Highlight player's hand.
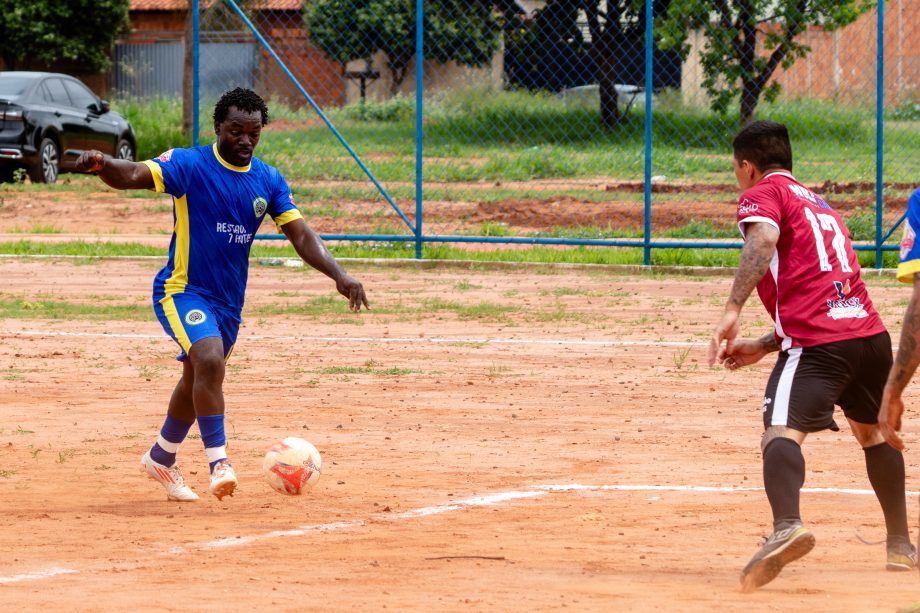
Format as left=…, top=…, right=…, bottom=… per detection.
left=75, top=150, right=105, bottom=173
left=879, top=385, right=906, bottom=451
left=708, top=309, right=740, bottom=366
left=717, top=338, right=768, bottom=370
left=336, top=274, right=369, bottom=312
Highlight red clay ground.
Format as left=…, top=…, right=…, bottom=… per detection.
left=2, top=256, right=920, bottom=612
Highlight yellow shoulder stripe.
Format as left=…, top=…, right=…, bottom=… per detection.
left=143, top=160, right=165, bottom=193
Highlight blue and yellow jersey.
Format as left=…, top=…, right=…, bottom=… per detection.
left=144, top=144, right=303, bottom=313
left=897, top=188, right=920, bottom=284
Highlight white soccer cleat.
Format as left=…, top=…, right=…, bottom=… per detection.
left=140, top=451, right=200, bottom=502
left=208, top=460, right=238, bottom=500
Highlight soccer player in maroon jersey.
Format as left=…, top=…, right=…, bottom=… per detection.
left=708, top=121, right=914, bottom=592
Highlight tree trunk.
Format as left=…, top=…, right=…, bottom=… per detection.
left=739, top=78, right=761, bottom=125
left=592, top=26, right=621, bottom=130
left=182, top=1, right=194, bottom=137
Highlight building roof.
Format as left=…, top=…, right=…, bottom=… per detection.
left=130, top=0, right=303, bottom=10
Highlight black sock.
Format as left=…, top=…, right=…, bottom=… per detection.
left=763, top=437, right=806, bottom=530
left=864, top=441, right=909, bottom=542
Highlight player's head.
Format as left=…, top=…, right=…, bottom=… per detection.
left=732, top=120, right=793, bottom=189
left=213, top=88, right=269, bottom=167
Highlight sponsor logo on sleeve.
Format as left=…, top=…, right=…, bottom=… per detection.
left=738, top=198, right=759, bottom=214
left=826, top=279, right=868, bottom=320
left=900, top=219, right=915, bottom=261
left=158, top=149, right=174, bottom=163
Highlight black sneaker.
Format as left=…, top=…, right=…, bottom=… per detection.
left=887, top=538, right=918, bottom=572
left=740, top=523, right=815, bottom=593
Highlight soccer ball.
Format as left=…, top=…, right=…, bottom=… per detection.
left=262, top=437, right=322, bottom=495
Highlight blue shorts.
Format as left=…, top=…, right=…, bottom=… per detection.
left=153, top=292, right=240, bottom=361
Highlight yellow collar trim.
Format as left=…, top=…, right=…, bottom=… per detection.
left=212, top=143, right=251, bottom=172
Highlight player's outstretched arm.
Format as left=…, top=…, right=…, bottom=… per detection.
left=75, top=150, right=154, bottom=191
left=879, top=274, right=920, bottom=449
left=281, top=218, right=369, bottom=312
left=708, top=221, right=779, bottom=366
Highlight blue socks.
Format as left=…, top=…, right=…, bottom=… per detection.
left=149, top=415, right=194, bottom=467
left=196, top=414, right=228, bottom=473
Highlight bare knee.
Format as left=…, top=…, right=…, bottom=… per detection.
left=188, top=339, right=226, bottom=384
left=848, top=419, right=884, bottom=448
left=761, top=426, right=807, bottom=453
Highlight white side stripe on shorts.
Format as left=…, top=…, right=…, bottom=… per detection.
left=772, top=347, right=802, bottom=427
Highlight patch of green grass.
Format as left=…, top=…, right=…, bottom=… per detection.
left=11, top=224, right=63, bottom=234
left=0, top=295, right=149, bottom=321
left=318, top=365, right=419, bottom=376
left=114, top=97, right=189, bottom=161
left=454, top=280, right=482, bottom=291
left=424, top=298, right=517, bottom=321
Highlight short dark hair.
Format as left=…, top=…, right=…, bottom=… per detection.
left=213, top=87, right=269, bottom=126
left=732, top=120, right=792, bottom=173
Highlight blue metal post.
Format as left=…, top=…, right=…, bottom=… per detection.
left=415, top=0, right=424, bottom=260
left=223, top=0, right=414, bottom=234
left=643, top=0, right=653, bottom=266
left=192, top=0, right=200, bottom=146
left=875, top=0, right=885, bottom=268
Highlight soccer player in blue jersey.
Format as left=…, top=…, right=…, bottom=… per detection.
left=75, top=88, right=368, bottom=501
left=880, top=187, right=920, bottom=587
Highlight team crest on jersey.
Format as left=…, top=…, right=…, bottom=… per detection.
left=253, top=196, right=268, bottom=217
left=184, top=309, right=207, bottom=325
left=901, top=220, right=915, bottom=260
left=158, top=149, right=174, bottom=163
left=826, top=279, right=867, bottom=320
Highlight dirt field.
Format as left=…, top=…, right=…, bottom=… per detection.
left=2, top=251, right=920, bottom=612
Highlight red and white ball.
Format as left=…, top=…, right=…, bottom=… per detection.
left=262, top=437, right=322, bottom=495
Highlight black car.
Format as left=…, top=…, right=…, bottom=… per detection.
left=0, top=71, right=136, bottom=183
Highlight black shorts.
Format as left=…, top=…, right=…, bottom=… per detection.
left=762, top=331, right=892, bottom=432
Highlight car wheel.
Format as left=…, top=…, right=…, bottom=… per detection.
left=29, top=137, right=59, bottom=184
left=115, top=139, right=135, bottom=162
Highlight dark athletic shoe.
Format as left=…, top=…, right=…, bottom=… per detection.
left=887, top=539, right=918, bottom=572
left=740, top=523, right=815, bottom=593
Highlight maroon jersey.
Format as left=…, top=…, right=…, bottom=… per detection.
left=736, top=171, right=885, bottom=349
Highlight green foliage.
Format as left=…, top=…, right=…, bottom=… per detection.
left=0, top=0, right=130, bottom=71
left=114, top=98, right=189, bottom=160
left=657, top=0, right=874, bottom=123
left=305, top=0, right=500, bottom=93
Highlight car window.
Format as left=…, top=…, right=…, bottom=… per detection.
left=0, top=75, right=34, bottom=100
left=63, top=79, right=98, bottom=111
left=43, top=78, right=72, bottom=107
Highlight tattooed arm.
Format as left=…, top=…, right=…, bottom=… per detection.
left=708, top=222, right=780, bottom=366
left=879, top=274, right=920, bottom=449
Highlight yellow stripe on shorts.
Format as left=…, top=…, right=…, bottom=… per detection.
left=159, top=295, right=192, bottom=353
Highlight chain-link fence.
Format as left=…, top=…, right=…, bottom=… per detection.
left=117, top=0, right=918, bottom=266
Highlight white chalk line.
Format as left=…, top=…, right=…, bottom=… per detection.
left=1, top=482, right=907, bottom=586
left=1, top=328, right=699, bottom=348
left=0, top=567, right=78, bottom=585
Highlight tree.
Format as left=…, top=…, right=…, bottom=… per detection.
left=0, top=0, right=130, bottom=72
left=305, top=0, right=501, bottom=97
left=504, top=0, right=674, bottom=129
left=658, top=0, right=874, bottom=124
